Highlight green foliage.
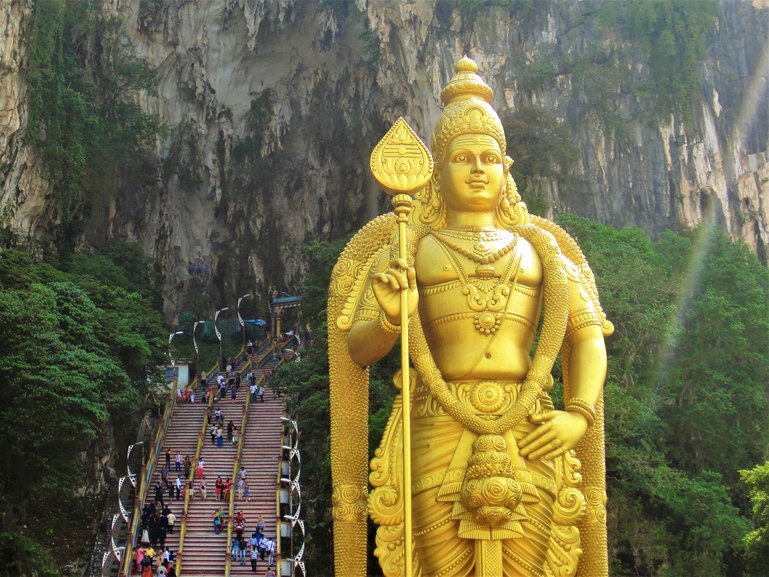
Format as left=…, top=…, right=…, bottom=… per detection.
left=558, top=213, right=769, bottom=576
left=0, top=532, right=60, bottom=577
left=741, top=461, right=769, bottom=576
left=518, top=1, right=717, bottom=132
left=26, top=0, right=161, bottom=247
left=359, top=27, right=380, bottom=71
left=0, top=244, right=166, bottom=567
left=232, top=91, right=275, bottom=164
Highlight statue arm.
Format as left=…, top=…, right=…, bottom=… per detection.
left=563, top=323, right=607, bottom=408
left=519, top=263, right=606, bottom=461
left=347, top=251, right=418, bottom=367
left=562, top=260, right=607, bottom=409
left=349, top=318, right=400, bottom=367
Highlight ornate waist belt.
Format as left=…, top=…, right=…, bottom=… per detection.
left=413, top=380, right=553, bottom=419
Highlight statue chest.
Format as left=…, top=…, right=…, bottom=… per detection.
left=414, top=233, right=543, bottom=350
left=415, top=232, right=543, bottom=294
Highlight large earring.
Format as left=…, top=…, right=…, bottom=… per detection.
left=496, top=174, right=528, bottom=228
left=417, top=175, right=445, bottom=227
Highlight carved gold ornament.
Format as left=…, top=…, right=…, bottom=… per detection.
left=370, top=117, right=433, bottom=196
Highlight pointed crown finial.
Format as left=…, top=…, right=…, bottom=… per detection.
left=440, top=55, right=493, bottom=105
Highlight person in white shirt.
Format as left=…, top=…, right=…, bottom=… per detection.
left=264, top=537, right=275, bottom=566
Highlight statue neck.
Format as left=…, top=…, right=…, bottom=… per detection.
left=445, top=211, right=497, bottom=230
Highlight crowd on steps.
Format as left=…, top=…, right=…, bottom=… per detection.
left=128, top=338, right=293, bottom=577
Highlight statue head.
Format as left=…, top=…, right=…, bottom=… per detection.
left=418, top=57, right=527, bottom=228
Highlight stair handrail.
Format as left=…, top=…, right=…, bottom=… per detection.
left=276, top=423, right=285, bottom=573
left=121, top=380, right=177, bottom=576
left=224, top=349, right=275, bottom=577
left=176, top=386, right=215, bottom=577
left=224, top=391, right=250, bottom=576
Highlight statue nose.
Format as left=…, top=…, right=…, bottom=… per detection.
left=471, top=157, right=484, bottom=172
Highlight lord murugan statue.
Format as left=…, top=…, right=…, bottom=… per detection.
left=328, top=57, right=613, bottom=577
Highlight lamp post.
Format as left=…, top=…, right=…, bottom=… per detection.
left=168, top=331, right=184, bottom=367
left=237, top=293, right=253, bottom=351
left=214, top=307, right=229, bottom=365
left=193, top=319, right=205, bottom=380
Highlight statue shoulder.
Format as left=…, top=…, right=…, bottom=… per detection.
left=527, top=216, right=614, bottom=337
left=331, top=213, right=397, bottom=332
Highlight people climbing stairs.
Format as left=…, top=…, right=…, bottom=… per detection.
left=230, top=367, right=284, bottom=576
left=127, top=341, right=288, bottom=577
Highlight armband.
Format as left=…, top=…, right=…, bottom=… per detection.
left=378, top=312, right=401, bottom=334
left=565, top=397, right=596, bottom=427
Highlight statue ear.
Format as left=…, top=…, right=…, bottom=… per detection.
left=505, top=156, right=514, bottom=171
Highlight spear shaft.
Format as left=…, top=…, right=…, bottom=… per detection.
left=393, top=193, right=414, bottom=576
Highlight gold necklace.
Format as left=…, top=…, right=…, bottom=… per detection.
left=431, top=233, right=522, bottom=335
left=434, top=230, right=517, bottom=265
left=437, top=228, right=511, bottom=241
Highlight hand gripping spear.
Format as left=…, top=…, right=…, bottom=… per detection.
left=370, top=118, right=433, bottom=577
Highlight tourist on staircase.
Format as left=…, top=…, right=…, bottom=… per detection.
left=238, top=536, right=248, bottom=566
left=154, top=482, right=164, bottom=505
left=249, top=543, right=259, bottom=573
left=166, top=510, right=176, bottom=534
left=212, top=507, right=223, bottom=534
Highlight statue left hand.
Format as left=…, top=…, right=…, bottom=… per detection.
left=518, top=411, right=588, bottom=461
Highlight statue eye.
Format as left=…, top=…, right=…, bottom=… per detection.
left=486, top=154, right=500, bottom=163
left=453, top=153, right=468, bottom=162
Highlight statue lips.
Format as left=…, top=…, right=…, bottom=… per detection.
left=467, top=177, right=490, bottom=189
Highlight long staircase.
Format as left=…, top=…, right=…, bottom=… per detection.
left=147, top=403, right=203, bottom=555
left=180, top=394, right=244, bottom=575
left=230, top=367, right=284, bottom=576
left=123, top=341, right=290, bottom=577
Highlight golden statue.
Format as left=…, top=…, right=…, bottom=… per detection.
left=328, top=57, right=613, bottom=577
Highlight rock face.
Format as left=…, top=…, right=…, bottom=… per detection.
left=0, top=0, right=50, bottom=242
left=1, top=0, right=768, bottom=317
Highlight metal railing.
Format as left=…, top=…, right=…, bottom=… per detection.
left=223, top=379, right=253, bottom=576
left=175, top=383, right=215, bottom=577
left=224, top=345, right=274, bottom=577
left=121, top=383, right=177, bottom=576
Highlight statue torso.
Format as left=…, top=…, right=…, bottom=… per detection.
left=414, top=229, right=543, bottom=382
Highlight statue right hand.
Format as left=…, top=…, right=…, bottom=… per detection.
left=371, top=258, right=419, bottom=326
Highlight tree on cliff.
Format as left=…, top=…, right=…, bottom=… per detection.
left=0, top=243, right=167, bottom=571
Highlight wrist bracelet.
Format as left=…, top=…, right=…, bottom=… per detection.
left=565, top=397, right=596, bottom=427
left=379, top=313, right=401, bottom=334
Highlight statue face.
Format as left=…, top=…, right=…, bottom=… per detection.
left=440, top=134, right=505, bottom=215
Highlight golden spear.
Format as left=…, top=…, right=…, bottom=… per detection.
left=369, top=117, right=433, bottom=576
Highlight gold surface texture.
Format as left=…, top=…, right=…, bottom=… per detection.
left=329, top=57, right=611, bottom=577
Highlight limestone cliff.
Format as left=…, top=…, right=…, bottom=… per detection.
left=0, top=0, right=50, bottom=241
left=1, top=0, right=767, bottom=317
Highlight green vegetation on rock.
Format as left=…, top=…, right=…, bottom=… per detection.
left=26, top=0, right=161, bottom=251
